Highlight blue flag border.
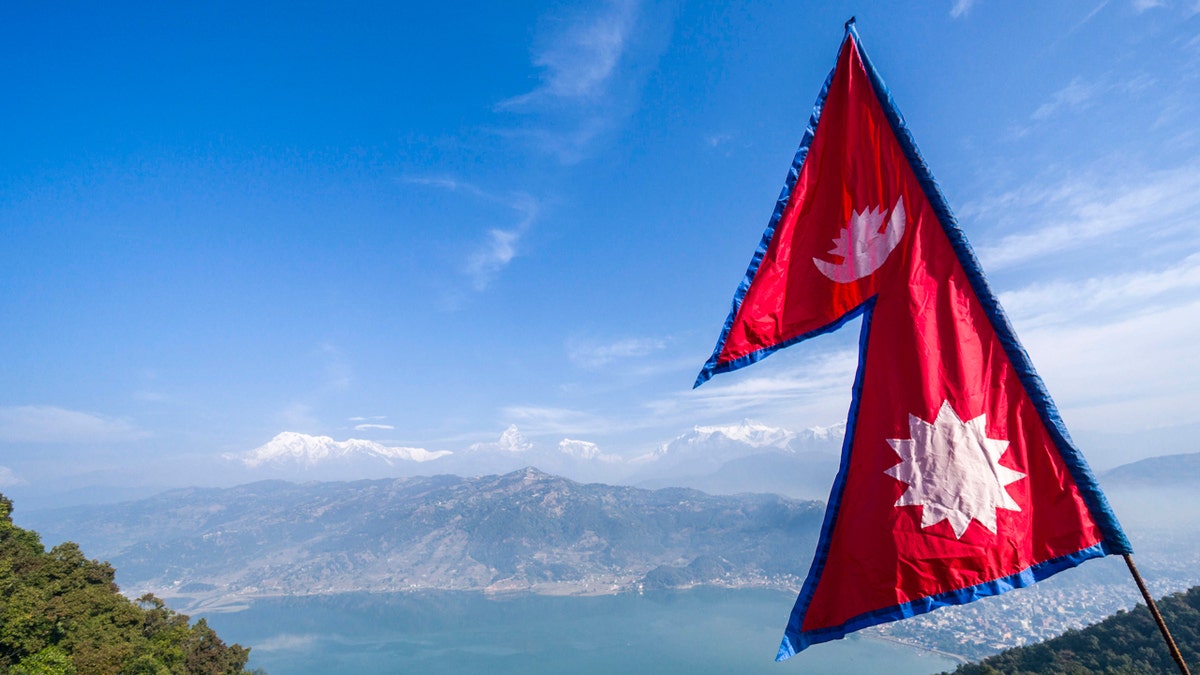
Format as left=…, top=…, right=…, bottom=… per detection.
left=688, top=21, right=1132, bottom=659
left=692, top=43, right=843, bottom=390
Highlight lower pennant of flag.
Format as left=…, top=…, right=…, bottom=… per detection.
left=691, top=23, right=1132, bottom=661
left=776, top=289, right=1120, bottom=657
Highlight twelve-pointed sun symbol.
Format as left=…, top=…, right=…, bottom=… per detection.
left=884, top=401, right=1026, bottom=539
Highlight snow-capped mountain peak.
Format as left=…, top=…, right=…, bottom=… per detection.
left=231, top=431, right=452, bottom=468
left=468, top=425, right=532, bottom=453
left=633, top=420, right=845, bottom=465
left=685, top=420, right=797, bottom=448
left=795, top=422, right=846, bottom=443
left=649, top=420, right=794, bottom=459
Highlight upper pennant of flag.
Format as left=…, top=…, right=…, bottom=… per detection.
left=885, top=401, right=1025, bottom=539
left=693, top=27, right=918, bottom=386
left=813, top=196, right=906, bottom=283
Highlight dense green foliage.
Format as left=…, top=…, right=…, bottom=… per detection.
left=947, top=585, right=1200, bottom=674
left=0, top=494, right=255, bottom=674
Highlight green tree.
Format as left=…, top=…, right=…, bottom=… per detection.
left=9, top=645, right=76, bottom=675
left=0, top=493, right=257, bottom=674
left=947, top=586, right=1200, bottom=674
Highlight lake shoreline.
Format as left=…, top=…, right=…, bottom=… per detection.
left=149, top=577, right=805, bottom=614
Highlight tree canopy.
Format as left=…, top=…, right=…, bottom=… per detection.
left=946, top=585, right=1200, bottom=674
left=0, top=493, right=256, bottom=674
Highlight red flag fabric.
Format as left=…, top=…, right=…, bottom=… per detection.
left=694, top=24, right=1131, bottom=660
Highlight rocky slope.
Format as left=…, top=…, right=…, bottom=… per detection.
left=23, top=468, right=823, bottom=609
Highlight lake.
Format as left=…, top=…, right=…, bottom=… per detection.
left=197, top=588, right=961, bottom=674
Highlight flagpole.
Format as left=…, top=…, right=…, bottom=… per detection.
left=1123, top=554, right=1191, bottom=674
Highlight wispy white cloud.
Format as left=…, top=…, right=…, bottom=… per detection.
left=495, top=0, right=645, bottom=162
left=559, top=438, right=621, bottom=462
left=567, top=336, right=668, bottom=369
left=500, top=406, right=611, bottom=437
left=353, top=423, right=395, bottom=431
left=466, top=228, right=522, bottom=291
left=1031, top=78, right=1100, bottom=120
left=705, top=133, right=734, bottom=148
left=994, top=251, right=1200, bottom=434
left=0, top=406, right=147, bottom=444
left=1017, top=297, right=1200, bottom=434
left=1029, top=73, right=1154, bottom=123
left=1045, top=1, right=1110, bottom=42
left=405, top=177, right=540, bottom=291
left=501, top=0, right=637, bottom=110
left=251, top=633, right=321, bottom=653
left=1131, top=0, right=1166, bottom=12
left=1000, top=252, right=1200, bottom=329
left=647, top=348, right=859, bottom=431
left=499, top=0, right=638, bottom=110
left=970, top=164, right=1200, bottom=269
left=950, top=0, right=978, bottom=18
left=987, top=235, right=1200, bottom=422
left=0, top=466, right=27, bottom=488
left=491, top=121, right=610, bottom=165
left=317, top=342, right=352, bottom=393
left=962, top=161, right=1200, bottom=440
left=1081, top=1, right=1111, bottom=24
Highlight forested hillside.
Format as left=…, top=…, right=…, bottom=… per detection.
left=0, top=494, right=255, bottom=674
left=946, top=585, right=1200, bottom=674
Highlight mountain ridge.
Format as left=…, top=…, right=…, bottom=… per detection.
left=211, top=421, right=845, bottom=500
left=22, top=468, right=823, bottom=612
left=1101, top=451, right=1200, bottom=488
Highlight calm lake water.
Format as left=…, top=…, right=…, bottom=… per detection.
left=198, top=588, right=960, bottom=674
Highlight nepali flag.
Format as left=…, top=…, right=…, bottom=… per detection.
left=694, top=22, right=1132, bottom=660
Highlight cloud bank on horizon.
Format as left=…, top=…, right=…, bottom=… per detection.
left=216, top=420, right=845, bottom=502
left=2, top=0, right=1199, bottom=495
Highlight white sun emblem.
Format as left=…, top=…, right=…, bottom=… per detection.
left=884, top=401, right=1025, bottom=539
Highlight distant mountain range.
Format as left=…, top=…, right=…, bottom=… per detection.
left=17, top=448, right=1200, bottom=660
left=221, top=420, right=846, bottom=500
left=234, top=432, right=452, bottom=467
left=22, top=468, right=823, bottom=612
left=1100, top=451, right=1200, bottom=488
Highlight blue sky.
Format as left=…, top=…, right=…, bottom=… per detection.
left=3, top=0, right=1200, bottom=495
